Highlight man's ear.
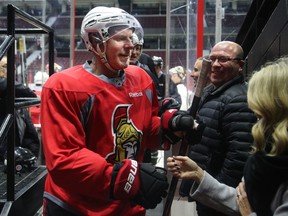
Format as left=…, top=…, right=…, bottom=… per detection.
left=238, top=60, right=245, bottom=72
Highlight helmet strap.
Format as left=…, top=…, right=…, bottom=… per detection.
left=93, top=43, right=120, bottom=73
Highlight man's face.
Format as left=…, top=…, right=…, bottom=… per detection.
left=105, top=29, right=134, bottom=71
left=129, top=44, right=142, bottom=65
left=209, top=43, right=242, bottom=88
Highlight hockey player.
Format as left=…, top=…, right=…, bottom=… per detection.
left=40, top=6, right=193, bottom=216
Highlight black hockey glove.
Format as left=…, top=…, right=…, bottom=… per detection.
left=158, top=97, right=181, bottom=116
left=161, top=110, right=194, bottom=131
left=132, top=163, right=168, bottom=209
left=110, top=159, right=168, bottom=209
left=185, top=120, right=206, bottom=145
left=159, top=110, right=194, bottom=149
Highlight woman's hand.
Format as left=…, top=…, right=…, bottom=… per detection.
left=236, top=181, right=253, bottom=216
left=166, top=155, right=204, bottom=183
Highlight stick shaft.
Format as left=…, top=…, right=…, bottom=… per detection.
left=162, top=58, right=211, bottom=216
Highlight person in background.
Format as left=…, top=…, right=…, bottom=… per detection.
left=139, top=52, right=158, bottom=77
left=32, top=70, right=49, bottom=91
left=30, top=70, right=49, bottom=125
left=190, top=56, right=211, bottom=88
left=168, top=56, right=288, bottom=216
left=190, top=57, right=203, bottom=86
left=179, top=41, right=257, bottom=216
left=40, top=6, right=190, bottom=216
left=169, top=66, right=191, bottom=110
left=45, top=62, right=62, bottom=74
left=129, top=33, right=161, bottom=100
left=0, top=56, right=40, bottom=160
left=152, top=55, right=182, bottom=106
left=129, top=33, right=161, bottom=164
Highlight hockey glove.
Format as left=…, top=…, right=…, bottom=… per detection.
left=158, top=97, right=181, bottom=116
left=110, top=159, right=140, bottom=200
left=161, top=110, right=194, bottom=131
left=111, top=160, right=168, bottom=209
left=185, top=120, right=206, bottom=145
left=132, top=163, right=168, bottom=209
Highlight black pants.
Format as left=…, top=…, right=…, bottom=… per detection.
left=43, top=198, right=80, bottom=216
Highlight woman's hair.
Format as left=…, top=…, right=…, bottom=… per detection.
left=248, top=56, right=288, bottom=156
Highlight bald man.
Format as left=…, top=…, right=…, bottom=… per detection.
left=180, top=41, right=257, bottom=216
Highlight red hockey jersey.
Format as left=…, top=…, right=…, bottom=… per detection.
left=41, top=63, right=161, bottom=215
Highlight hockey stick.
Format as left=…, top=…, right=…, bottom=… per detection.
left=162, top=57, right=211, bottom=216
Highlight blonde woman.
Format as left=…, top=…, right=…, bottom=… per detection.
left=167, top=56, right=288, bottom=216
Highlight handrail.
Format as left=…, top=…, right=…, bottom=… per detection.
left=3, top=4, right=54, bottom=202
left=0, top=36, right=14, bottom=59
left=15, top=98, right=41, bottom=109
left=0, top=114, right=13, bottom=148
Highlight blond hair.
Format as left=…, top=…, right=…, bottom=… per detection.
left=248, top=56, right=288, bottom=155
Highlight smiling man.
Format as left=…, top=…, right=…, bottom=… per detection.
left=180, top=41, right=257, bottom=216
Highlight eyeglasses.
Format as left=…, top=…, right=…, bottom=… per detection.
left=208, top=56, right=241, bottom=64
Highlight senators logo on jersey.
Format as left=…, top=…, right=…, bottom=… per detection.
left=107, top=104, right=143, bottom=162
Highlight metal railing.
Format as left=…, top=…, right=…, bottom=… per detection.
left=1, top=4, right=54, bottom=202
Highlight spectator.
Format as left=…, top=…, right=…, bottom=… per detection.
left=167, top=56, right=288, bottom=216
left=0, top=56, right=40, bottom=160
left=40, top=6, right=189, bottom=216
left=179, top=41, right=257, bottom=216
left=190, top=57, right=204, bottom=87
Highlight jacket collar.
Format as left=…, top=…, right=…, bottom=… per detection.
left=209, top=74, right=245, bottom=95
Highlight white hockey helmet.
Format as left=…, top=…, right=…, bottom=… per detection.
left=152, top=56, right=164, bottom=67
left=132, top=32, right=144, bottom=46
left=81, top=6, right=143, bottom=51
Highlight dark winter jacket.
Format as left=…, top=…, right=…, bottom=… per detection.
left=135, top=61, right=161, bottom=97
left=244, top=151, right=288, bottom=216
left=0, top=77, right=39, bottom=159
left=180, top=75, right=257, bottom=201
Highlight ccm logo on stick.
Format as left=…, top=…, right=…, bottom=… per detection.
left=124, top=160, right=138, bottom=194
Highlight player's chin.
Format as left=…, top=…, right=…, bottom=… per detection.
left=119, top=60, right=130, bottom=69
left=114, top=62, right=129, bottom=70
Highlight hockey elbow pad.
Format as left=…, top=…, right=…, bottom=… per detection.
left=132, top=163, right=169, bottom=209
